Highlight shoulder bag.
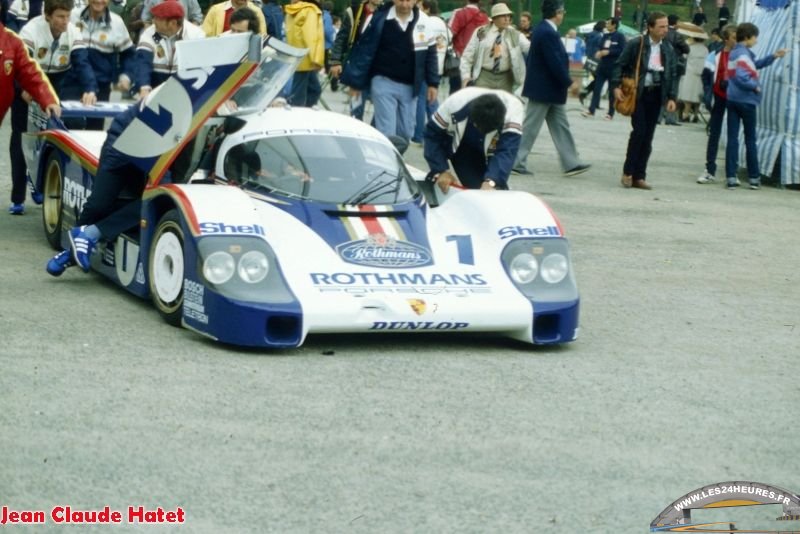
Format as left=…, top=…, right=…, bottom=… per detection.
left=614, top=36, right=645, bottom=117
left=442, top=24, right=461, bottom=78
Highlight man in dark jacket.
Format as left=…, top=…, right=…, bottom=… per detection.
left=582, top=16, right=625, bottom=119
left=612, top=11, right=679, bottom=190
left=339, top=0, right=439, bottom=141
left=663, top=13, right=688, bottom=125
left=511, top=0, right=590, bottom=177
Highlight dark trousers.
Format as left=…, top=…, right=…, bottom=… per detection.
left=290, top=70, right=322, bottom=107
left=705, top=94, right=727, bottom=176
left=9, top=95, right=29, bottom=204
left=450, top=141, right=508, bottom=190
left=77, top=147, right=147, bottom=240
left=623, top=86, right=662, bottom=181
left=725, top=100, right=759, bottom=182
left=589, top=65, right=616, bottom=116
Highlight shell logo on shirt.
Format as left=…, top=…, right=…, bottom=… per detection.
left=99, top=33, right=108, bottom=42
left=59, top=55, right=68, bottom=65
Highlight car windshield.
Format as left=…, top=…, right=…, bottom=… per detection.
left=224, top=134, right=419, bottom=204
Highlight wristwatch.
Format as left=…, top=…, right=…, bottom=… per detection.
left=483, top=179, right=496, bottom=188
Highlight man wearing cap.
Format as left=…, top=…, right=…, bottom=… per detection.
left=141, top=0, right=203, bottom=26
left=460, top=2, right=529, bottom=93
left=512, top=0, right=590, bottom=177
left=134, top=0, right=205, bottom=100
left=201, top=0, right=266, bottom=36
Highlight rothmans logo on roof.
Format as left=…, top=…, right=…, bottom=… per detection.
left=337, top=233, right=433, bottom=268
left=651, top=481, right=800, bottom=532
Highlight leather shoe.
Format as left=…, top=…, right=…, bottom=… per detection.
left=620, top=174, right=632, bottom=188
left=632, top=179, right=652, bottom=190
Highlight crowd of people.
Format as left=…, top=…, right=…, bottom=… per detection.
left=0, top=0, right=790, bottom=271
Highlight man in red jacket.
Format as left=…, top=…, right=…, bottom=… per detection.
left=1, top=21, right=62, bottom=214
left=448, top=0, right=488, bottom=92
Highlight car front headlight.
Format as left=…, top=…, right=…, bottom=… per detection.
left=203, top=251, right=235, bottom=284
left=540, top=253, right=568, bottom=284
left=510, top=253, right=538, bottom=284
left=238, top=250, right=269, bottom=283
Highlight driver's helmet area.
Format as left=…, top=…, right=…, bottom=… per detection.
left=221, top=133, right=420, bottom=204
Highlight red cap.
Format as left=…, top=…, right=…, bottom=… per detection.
left=150, top=0, right=185, bottom=19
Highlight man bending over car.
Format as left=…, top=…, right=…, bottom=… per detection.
left=423, top=87, right=522, bottom=192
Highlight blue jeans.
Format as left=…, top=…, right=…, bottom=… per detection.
left=705, top=94, right=726, bottom=177
left=412, top=83, right=439, bottom=142
left=370, top=75, right=415, bottom=141
left=290, top=71, right=322, bottom=107
left=725, top=100, right=758, bottom=182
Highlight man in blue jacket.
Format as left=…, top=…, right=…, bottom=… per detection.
left=512, top=0, right=590, bottom=177
left=582, top=16, right=625, bottom=119
left=340, top=0, right=439, bottom=141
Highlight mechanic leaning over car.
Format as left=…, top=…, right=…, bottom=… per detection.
left=423, top=87, right=522, bottom=192
left=45, top=100, right=149, bottom=276
left=1, top=18, right=62, bottom=215
left=8, top=0, right=95, bottom=216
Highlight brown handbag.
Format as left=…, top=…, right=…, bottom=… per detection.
left=615, top=36, right=645, bottom=117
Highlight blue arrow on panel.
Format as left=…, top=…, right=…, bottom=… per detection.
left=138, top=104, right=173, bottom=137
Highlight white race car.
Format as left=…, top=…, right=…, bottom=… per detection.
left=25, top=34, right=579, bottom=348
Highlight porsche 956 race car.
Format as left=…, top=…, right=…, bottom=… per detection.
left=24, top=34, right=580, bottom=348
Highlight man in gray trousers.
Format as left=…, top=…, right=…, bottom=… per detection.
left=512, top=0, right=590, bottom=177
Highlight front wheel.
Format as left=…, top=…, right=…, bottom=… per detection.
left=148, top=210, right=185, bottom=326
left=42, top=151, right=64, bottom=250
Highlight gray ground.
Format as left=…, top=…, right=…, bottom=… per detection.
left=1, top=92, right=798, bottom=533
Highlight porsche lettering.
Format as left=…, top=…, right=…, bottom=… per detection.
left=498, top=225, right=561, bottom=239
left=199, top=222, right=266, bottom=235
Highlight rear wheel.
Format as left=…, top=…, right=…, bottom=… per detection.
left=148, top=210, right=185, bottom=326
left=42, top=152, right=64, bottom=250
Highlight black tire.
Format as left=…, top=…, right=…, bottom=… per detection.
left=42, top=151, right=64, bottom=250
left=148, top=210, right=185, bottom=327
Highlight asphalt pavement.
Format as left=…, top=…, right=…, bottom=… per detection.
left=1, top=90, right=799, bottom=533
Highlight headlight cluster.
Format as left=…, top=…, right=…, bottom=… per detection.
left=196, top=236, right=294, bottom=304
left=203, top=250, right=270, bottom=285
left=502, top=238, right=577, bottom=301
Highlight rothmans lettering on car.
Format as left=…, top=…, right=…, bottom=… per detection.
left=199, top=222, right=265, bottom=235
left=310, top=272, right=487, bottom=286
left=336, top=238, right=433, bottom=268
left=63, top=177, right=90, bottom=212
left=370, top=321, right=469, bottom=330
left=498, top=225, right=561, bottom=239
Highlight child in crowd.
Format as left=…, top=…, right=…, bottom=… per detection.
left=724, top=22, right=788, bottom=189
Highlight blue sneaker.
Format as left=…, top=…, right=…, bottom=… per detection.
left=68, top=226, right=96, bottom=272
left=8, top=203, right=24, bottom=215
left=46, top=250, right=76, bottom=277
left=31, top=191, right=44, bottom=205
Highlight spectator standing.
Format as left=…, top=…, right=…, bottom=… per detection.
left=724, top=23, right=788, bottom=189
left=322, top=1, right=336, bottom=90
left=613, top=11, right=679, bottom=190
left=6, top=0, right=43, bottom=31
left=135, top=0, right=205, bottom=100
left=328, top=0, right=381, bottom=120
left=717, top=1, right=729, bottom=31
left=424, top=87, right=522, bottom=191
left=142, top=0, right=202, bottom=25
left=64, top=0, right=135, bottom=128
left=578, top=18, right=604, bottom=106
left=663, top=13, right=689, bottom=125
left=696, top=23, right=736, bottom=184
left=511, top=0, right=589, bottom=177
left=202, top=0, right=265, bottom=35
left=121, top=0, right=145, bottom=42
left=411, top=0, right=446, bottom=144
left=677, top=30, right=707, bottom=122
left=691, top=6, right=707, bottom=27
left=631, top=2, right=646, bottom=32
left=581, top=16, right=624, bottom=119
left=285, top=0, right=324, bottom=107
left=261, top=0, right=284, bottom=39
left=448, top=0, right=488, bottom=93
left=518, top=10, right=531, bottom=40
left=460, top=2, right=529, bottom=93
left=339, top=0, right=439, bottom=141
left=707, top=27, right=722, bottom=53
left=562, top=27, right=584, bottom=64
left=9, top=0, right=93, bottom=215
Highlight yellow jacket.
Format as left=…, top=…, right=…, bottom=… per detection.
left=284, top=1, right=324, bottom=72
left=202, top=1, right=267, bottom=36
